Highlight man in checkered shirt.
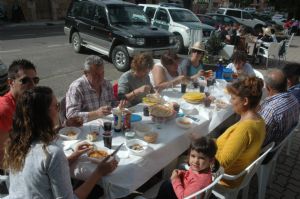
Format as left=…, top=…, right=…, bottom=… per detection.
left=259, top=69, right=300, bottom=147
left=66, top=55, right=115, bottom=122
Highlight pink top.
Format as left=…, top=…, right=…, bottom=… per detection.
left=172, top=168, right=212, bottom=199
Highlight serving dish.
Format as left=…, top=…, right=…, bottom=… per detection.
left=125, top=139, right=148, bottom=156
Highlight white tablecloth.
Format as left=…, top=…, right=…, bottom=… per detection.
left=59, top=81, right=233, bottom=198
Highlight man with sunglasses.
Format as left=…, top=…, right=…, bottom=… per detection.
left=0, top=59, right=38, bottom=166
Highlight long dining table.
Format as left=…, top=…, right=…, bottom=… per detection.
left=56, top=80, right=234, bottom=199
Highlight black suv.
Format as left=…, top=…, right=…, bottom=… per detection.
left=64, top=0, right=176, bottom=71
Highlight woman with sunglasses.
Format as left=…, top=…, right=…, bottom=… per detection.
left=150, top=52, right=189, bottom=92
left=180, top=41, right=207, bottom=81
left=3, top=86, right=118, bottom=199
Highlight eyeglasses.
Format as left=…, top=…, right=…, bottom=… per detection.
left=18, top=76, right=40, bottom=85
left=192, top=50, right=204, bottom=55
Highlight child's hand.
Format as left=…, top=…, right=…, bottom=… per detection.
left=171, top=169, right=180, bottom=180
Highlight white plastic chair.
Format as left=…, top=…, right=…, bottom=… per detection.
left=257, top=42, right=281, bottom=68
left=257, top=127, right=297, bottom=199
left=219, top=44, right=235, bottom=60
left=212, top=142, right=275, bottom=199
left=184, top=168, right=224, bottom=199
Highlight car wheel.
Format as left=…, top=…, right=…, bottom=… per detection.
left=174, top=34, right=184, bottom=53
left=112, top=45, right=130, bottom=72
left=72, top=32, right=82, bottom=53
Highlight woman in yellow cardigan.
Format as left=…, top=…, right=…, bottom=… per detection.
left=216, top=76, right=265, bottom=188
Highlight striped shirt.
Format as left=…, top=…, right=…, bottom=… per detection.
left=288, top=83, right=300, bottom=104
left=259, top=92, right=300, bottom=146
left=66, top=75, right=114, bottom=122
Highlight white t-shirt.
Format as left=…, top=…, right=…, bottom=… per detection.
left=226, top=62, right=255, bottom=77
left=150, top=63, right=182, bottom=87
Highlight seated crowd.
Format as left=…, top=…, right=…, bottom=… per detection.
left=1, top=48, right=300, bottom=198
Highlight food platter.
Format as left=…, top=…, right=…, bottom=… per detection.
left=142, top=93, right=165, bottom=106
left=182, top=92, right=205, bottom=104
left=58, top=127, right=81, bottom=140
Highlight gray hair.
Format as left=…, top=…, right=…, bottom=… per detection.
left=83, top=55, right=104, bottom=71
left=265, top=69, right=287, bottom=92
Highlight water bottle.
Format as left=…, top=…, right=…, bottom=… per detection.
left=216, top=58, right=223, bottom=79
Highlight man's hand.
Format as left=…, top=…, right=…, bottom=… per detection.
left=137, top=85, right=151, bottom=95
left=97, top=106, right=112, bottom=117
left=66, top=116, right=84, bottom=127
left=96, top=155, right=118, bottom=176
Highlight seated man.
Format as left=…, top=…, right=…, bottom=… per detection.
left=282, top=63, right=300, bottom=103
left=66, top=55, right=115, bottom=122
left=0, top=59, right=39, bottom=165
left=259, top=69, right=300, bottom=147
left=226, top=51, right=255, bottom=77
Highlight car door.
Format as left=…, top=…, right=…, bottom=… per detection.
left=77, top=2, right=96, bottom=43
left=144, top=7, right=156, bottom=21
left=89, top=5, right=111, bottom=53
left=153, top=8, right=170, bottom=30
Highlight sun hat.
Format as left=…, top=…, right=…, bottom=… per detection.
left=262, top=27, right=272, bottom=36
left=190, top=41, right=207, bottom=53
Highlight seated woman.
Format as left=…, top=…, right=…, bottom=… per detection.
left=150, top=52, right=188, bottom=91
left=180, top=41, right=206, bottom=81
left=226, top=51, right=255, bottom=77
left=118, top=53, right=154, bottom=106
left=216, top=76, right=265, bottom=188
left=3, top=86, right=118, bottom=199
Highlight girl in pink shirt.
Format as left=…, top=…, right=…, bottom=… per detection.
left=156, top=137, right=219, bottom=199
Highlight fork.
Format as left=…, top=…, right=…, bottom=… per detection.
left=185, top=115, right=201, bottom=122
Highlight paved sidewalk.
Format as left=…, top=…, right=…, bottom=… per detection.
left=248, top=36, right=300, bottom=199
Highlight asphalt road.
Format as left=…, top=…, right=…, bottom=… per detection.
left=0, top=23, right=123, bottom=98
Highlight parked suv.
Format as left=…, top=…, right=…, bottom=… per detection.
left=64, top=0, right=176, bottom=71
left=139, top=4, right=215, bottom=53
left=217, top=8, right=265, bottom=32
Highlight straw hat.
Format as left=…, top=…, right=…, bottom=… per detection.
left=262, top=27, right=272, bottom=36
left=190, top=41, right=206, bottom=53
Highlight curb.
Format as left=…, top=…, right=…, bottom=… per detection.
left=0, top=20, right=64, bottom=28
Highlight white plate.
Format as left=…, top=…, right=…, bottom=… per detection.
left=86, top=147, right=110, bottom=163
left=58, top=127, right=81, bottom=140
left=126, top=139, right=148, bottom=156
left=176, top=117, right=194, bottom=129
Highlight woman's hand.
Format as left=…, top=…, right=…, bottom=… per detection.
left=96, top=155, right=118, bottom=176
left=137, top=85, right=151, bottom=95
left=97, top=106, right=112, bottom=117
left=68, top=143, right=92, bottom=165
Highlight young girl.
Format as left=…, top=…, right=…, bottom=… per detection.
left=156, top=136, right=218, bottom=199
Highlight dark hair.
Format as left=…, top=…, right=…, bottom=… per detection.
left=8, top=59, right=36, bottom=79
left=160, top=52, right=179, bottom=67
left=271, top=29, right=275, bottom=34
left=282, top=63, right=300, bottom=79
left=231, top=51, right=247, bottom=63
left=131, top=53, right=154, bottom=73
left=189, top=136, right=219, bottom=172
left=265, top=69, right=287, bottom=92
left=227, top=76, right=264, bottom=109
left=3, top=86, right=56, bottom=172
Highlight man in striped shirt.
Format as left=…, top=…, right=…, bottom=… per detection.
left=259, top=69, right=300, bottom=146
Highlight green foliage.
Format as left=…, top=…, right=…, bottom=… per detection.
left=205, top=33, right=225, bottom=56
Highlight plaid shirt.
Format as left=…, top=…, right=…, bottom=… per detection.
left=259, top=92, right=300, bottom=146
left=66, top=75, right=114, bottom=122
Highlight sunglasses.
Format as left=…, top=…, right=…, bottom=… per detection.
left=192, top=50, right=204, bottom=55
left=18, top=76, right=40, bottom=85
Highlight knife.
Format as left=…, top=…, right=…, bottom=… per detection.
left=110, top=143, right=124, bottom=157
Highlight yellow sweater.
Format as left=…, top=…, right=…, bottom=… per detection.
left=216, top=119, right=266, bottom=188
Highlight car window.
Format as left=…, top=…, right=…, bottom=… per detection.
left=145, top=7, right=156, bottom=20
left=108, top=5, right=149, bottom=25
left=169, top=9, right=199, bottom=22
left=217, top=9, right=225, bottom=14
left=155, top=9, right=169, bottom=23
left=226, top=10, right=241, bottom=18
left=242, top=11, right=252, bottom=19
left=67, top=1, right=82, bottom=17
left=94, top=6, right=107, bottom=24
left=81, top=2, right=95, bottom=20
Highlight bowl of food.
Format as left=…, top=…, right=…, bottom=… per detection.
left=87, top=148, right=109, bottom=163
left=75, top=141, right=95, bottom=151
left=58, top=127, right=81, bottom=140
left=143, top=132, right=158, bottom=143
left=133, top=123, right=153, bottom=137
left=180, top=102, right=195, bottom=115
left=125, top=139, right=148, bottom=156
left=176, top=117, right=194, bottom=129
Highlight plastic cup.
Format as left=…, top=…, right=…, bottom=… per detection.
left=181, top=84, right=187, bottom=93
